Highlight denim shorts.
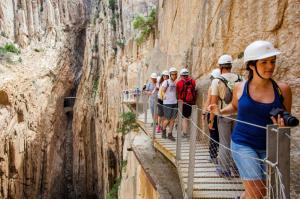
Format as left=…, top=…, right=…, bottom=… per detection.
left=231, top=141, right=266, bottom=180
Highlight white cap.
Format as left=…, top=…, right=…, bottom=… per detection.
left=244, top=40, right=281, bottom=63
left=218, top=54, right=233, bottom=65
left=169, top=67, right=177, bottom=73
left=211, top=68, right=221, bottom=78
left=162, top=70, right=169, bottom=76
left=180, top=68, right=189, bottom=75
left=150, top=73, right=157, bottom=79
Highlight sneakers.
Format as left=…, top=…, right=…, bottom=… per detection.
left=156, top=125, right=162, bottom=133
left=216, top=167, right=232, bottom=180
left=162, top=129, right=167, bottom=139
left=168, top=133, right=176, bottom=141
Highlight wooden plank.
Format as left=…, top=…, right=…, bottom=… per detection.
left=184, top=183, right=244, bottom=191
left=182, top=177, right=243, bottom=184
left=193, top=190, right=243, bottom=199
left=180, top=167, right=216, bottom=172
left=180, top=172, right=241, bottom=178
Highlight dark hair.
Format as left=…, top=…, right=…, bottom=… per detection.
left=159, top=75, right=167, bottom=85
left=219, top=64, right=232, bottom=68
left=246, top=60, right=257, bottom=80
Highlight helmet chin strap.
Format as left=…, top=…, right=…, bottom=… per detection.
left=254, top=65, right=266, bottom=79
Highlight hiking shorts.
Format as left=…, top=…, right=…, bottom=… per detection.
left=231, top=141, right=266, bottom=180
left=163, top=104, right=178, bottom=120
left=157, top=99, right=164, bottom=117
left=182, top=103, right=192, bottom=118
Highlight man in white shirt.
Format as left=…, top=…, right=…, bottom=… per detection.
left=209, top=54, right=241, bottom=178
left=161, top=67, right=178, bottom=141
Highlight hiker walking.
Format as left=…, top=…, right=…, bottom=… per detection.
left=156, top=70, right=169, bottom=133
left=209, top=54, right=242, bottom=178
left=144, top=73, right=158, bottom=125
left=161, top=67, right=178, bottom=141
left=210, top=41, right=293, bottom=199
left=202, top=69, right=221, bottom=164
left=176, top=68, right=197, bottom=138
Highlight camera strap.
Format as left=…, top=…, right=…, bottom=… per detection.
left=271, top=79, right=286, bottom=110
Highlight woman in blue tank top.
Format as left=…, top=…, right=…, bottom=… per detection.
left=209, top=41, right=292, bottom=199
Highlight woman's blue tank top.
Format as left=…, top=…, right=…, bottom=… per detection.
left=232, top=81, right=283, bottom=150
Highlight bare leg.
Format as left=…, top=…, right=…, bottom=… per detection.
left=182, top=117, right=189, bottom=135
left=241, top=180, right=266, bottom=199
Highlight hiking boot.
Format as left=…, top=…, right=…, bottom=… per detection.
left=162, top=130, right=167, bottom=139
left=168, top=133, right=176, bottom=141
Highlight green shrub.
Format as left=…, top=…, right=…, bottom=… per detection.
left=0, top=31, right=8, bottom=38
left=132, top=8, right=157, bottom=45
left=117, top=112, right=139, bottom=135
left=108, top=0, right=116, bottom=11
left=116, top=40, right=125, bottom=48
left=0, top=43, right=20, bottom=54
left=106, top=177, right=121, bottom=199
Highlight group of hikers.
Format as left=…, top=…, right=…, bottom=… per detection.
left=142, top=40, right=295, bottom=199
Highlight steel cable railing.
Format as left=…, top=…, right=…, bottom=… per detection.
left=122, top=91, right=294, bottom=199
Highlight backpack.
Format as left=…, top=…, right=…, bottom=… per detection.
left=180, top=79, right=196, bottom=104
left=216, top=74, right=242, bottom=104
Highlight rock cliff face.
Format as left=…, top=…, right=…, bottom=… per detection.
left=0, top=0, right=87, bottom=198
left=0, top=0, right=299, bottom=198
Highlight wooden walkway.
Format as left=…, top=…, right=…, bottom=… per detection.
left=137, top=110, right=244, bottom=199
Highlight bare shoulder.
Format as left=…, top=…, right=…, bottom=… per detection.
left=234, top=81, right=246, bottom=99
left=277, top=82, right=291, bottom=93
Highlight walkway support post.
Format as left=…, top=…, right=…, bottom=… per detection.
left=152, top=95, right=158, bottom=141
left=135, top=93, right=139, bottom=117
left=187, top=105, right=198, bottom=199
left=176, top=100, right=183, bottom=161
left=143, top=94, right=148, bottom=124
left=267, top=125, right=290, bottom=199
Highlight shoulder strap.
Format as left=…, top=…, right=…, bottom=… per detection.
left=271, top=79, right=284, bottom=105
left=216, top=76, right=229, bottom=86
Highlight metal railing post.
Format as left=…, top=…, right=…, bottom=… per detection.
left=277, top=127, right=290, bottom=199
left=267, top=125, right=278, bottom=199
left=135, top=93, right=139, bottom=117
left=267, top=125, right=290, bottom=199
left=152, top=95, right=158, bottom=141
left=143, top=94, right=148, bottom=124
left=176, top=100, right=183, bottom=161
left=187, top=105, right=197, bottom=199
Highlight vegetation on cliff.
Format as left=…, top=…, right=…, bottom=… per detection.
left=132, top=8, right=157, bottom=45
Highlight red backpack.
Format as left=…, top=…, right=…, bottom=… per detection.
left=180, top=79, right=196, bottom=104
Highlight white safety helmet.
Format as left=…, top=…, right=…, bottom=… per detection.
left=210, top=68, right=221, bottom=78
left=180, top=68, right=189, bottom=76
left=169, top=67, right=177, bottom=73
left=218, top=54, right=233, bottom=65
left=162, top=70, right=169, bottom=76
left=150, top=72, right=157, bottom=79
left=244, top=40, right=281, bottom=63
